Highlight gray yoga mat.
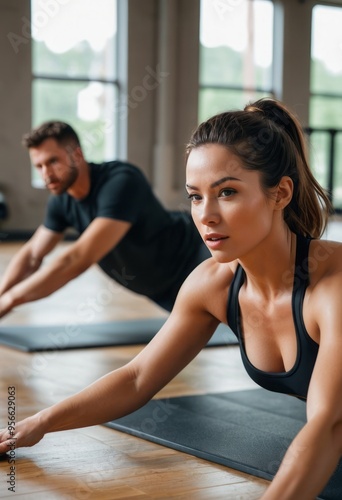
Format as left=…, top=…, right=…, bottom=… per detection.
left=105, top=389, right=342, bottom=500
left=0, top=318, right=237, bottom=352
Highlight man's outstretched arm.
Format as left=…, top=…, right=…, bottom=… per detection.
left=0, top=217, right=131, bottom=318
left=0, top=225, right=64, bottom=296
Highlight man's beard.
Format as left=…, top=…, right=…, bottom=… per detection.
left=46, top=159, right=79, bottom=195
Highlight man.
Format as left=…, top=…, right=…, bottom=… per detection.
left=0, top=121, right=210, bottom=318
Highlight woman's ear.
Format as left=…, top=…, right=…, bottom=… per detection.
left=275, top=176, right=293, bottom=210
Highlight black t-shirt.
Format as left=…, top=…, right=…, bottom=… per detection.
left=44, top=161, right=204, bottom=299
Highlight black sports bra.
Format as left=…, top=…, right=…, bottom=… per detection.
left=227, top=235, right=319, bottom=401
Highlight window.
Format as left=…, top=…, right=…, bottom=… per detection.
left=31, top=0, right=118, bottom=185
left=309, top=4, right=342, bottom=209
left=198, top=0, right=274, bottom=122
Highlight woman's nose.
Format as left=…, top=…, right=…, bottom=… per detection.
left=199, top=200, right=220, bottom=226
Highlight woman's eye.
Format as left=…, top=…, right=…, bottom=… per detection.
left=187, top=193, right=202, bottom=202
left=220, top=188, right=236, bottom=198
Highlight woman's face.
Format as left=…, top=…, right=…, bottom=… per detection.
left=186, top=144, right=278, bottom=263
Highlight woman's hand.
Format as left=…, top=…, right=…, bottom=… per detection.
left=0, top=414, right=47, bottom=454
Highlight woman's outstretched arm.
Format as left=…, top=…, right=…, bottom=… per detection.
left=261, top=273, right=342, bottom=500
left=0, top=263, right=221, bottom=453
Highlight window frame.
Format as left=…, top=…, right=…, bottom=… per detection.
left=198, top=0, right=275, bottom=121
left=30, top=0, right=125, bottom=186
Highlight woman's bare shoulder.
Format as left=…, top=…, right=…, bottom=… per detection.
left=187, top=256, right=237, bottom=287
left=310, top=239, right=342, bottom=279
left=176, top=257, right=238, bottom=323
left=308, top=239, right=342, bottom=323
left=311, top=237, right=342, bottom=256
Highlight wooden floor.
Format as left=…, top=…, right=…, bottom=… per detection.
left=0, top=218, right=341, bottom=499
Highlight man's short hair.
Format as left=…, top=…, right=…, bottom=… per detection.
left=22, top=121, right=81, bottom=149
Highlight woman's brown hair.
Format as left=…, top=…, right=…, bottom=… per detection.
left=186, top=98, right=332, bottom=238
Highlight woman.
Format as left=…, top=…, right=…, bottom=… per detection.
left=1, top=98, right=341, bottom=499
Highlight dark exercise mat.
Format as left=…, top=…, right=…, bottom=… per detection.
left=0, top=318, right=237, bottom=352
left=106, top=389, right=342, bottom=500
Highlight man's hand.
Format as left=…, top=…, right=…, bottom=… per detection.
left=0, top=292, right=14, bottom=319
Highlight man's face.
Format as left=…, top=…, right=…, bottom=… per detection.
left=29, top=138, right=79, bottom=195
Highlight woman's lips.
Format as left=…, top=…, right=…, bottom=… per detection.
left=205, top=233, right=229, bottom=249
